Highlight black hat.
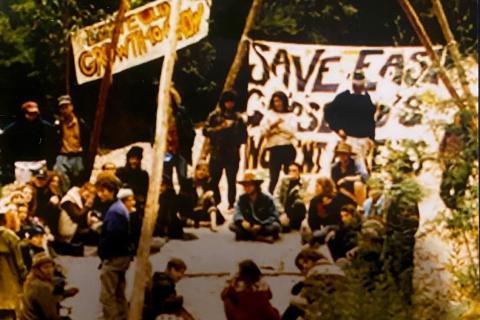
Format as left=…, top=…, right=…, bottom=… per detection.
left=126, top=146, right=143, bottom=159
left=28, top=224, right=46, bottom=237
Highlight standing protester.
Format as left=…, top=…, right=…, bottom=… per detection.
left=324, top=70, right=376, bottom=173
left=54, top=95, right=90, bottom=188
left=96, top=174, right=133, bottom=320
left=274, top=162, right=307, bottom=232
left=143, top=258, right=194, bottom=320
left=363, top=177, right=386, bottom=219
left=1, top=101, right=57, bottom=185
left=116, top=146, right=149, bottom=213
left=261, top=91, right=297, bottom=194
left=203, top=90, right=247, bottom=209
left=230, top=171, right=281, bottom=243
left=164, top=87, right=196, bottom=188
left=0, top=208, right=27, bottom=320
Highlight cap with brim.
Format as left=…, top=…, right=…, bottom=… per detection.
left=335, top=142, right=356, bottom=155
left=58, top=95, right=72, bottom=107
left=21, top=101, right=39, bottom=114
left=237, top=171, right=264, bottom=185
left=32, top=252, right=54, bottom=268
left=33, top=168, right=48, bottom=179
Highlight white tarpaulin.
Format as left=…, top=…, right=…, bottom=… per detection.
left=246, top=40, right=478, bottom=175
left=71, top=0, right=210, bottom=84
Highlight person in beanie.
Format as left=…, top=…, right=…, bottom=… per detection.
left=116, top=146, right=149, bottom=213
left=20, top=252, right=63, bottom=320
left=229, top=171, right=281, bottom=243
left=0, top=208, right=27, bottom=320
left=163, top=87, right=196, bottom=188
left=203, top=90, right=247, bottom=209
left=1, top=101, right=58, bottom=184
left=53, top=95, right=90, bottom=188
left=96, top=175, right=133, bottom=320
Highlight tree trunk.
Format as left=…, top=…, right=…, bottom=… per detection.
left=127, top=1, right=182, bottom=319
left=85, top=0, right=130, bottom=177
left=199, top=0, right=265, bottom=161
left=397, top=0, right=465, bottom=109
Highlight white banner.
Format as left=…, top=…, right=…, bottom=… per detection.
left=72, top=0, right=210, bottom=84
left=246, top=40, right=477, bottom=174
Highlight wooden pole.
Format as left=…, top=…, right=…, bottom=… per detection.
left=431, top=0, right=477, bottom=112
left=199, top=0, right=264, bottom=161
left=128, top=1, right=182, bottom=319
left=397, top=0, right=465, bottom=109
left=86, top=0, right=130, bottom=176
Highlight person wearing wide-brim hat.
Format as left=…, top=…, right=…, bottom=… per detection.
left=229, top=171, right=281, bottom=243
left=331, top=141, right=368, bottom=207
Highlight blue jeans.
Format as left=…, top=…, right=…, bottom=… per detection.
left=163, top=153, right=188, bottom=187
left=54, top=155, right=85, bottom=188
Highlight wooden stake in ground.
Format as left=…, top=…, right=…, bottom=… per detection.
left=86, top=0, right=130, bottom=176
left=199, top=0, right=265, bottom=161
left=431, top=0, right=476, bottom=112
left=397, top=0, right=464, bottom=109
left=128, top=1, right=182, bottom=319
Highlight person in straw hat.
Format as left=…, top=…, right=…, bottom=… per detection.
left=229, top=170, right=281, bottom=243
left=330, top=141, right=368, bottom=206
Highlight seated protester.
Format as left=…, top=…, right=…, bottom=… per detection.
left=143, top=258, right=194, bottom=320
left=312, top=204, right=362, bottom=261
left=178, top=161, right=225, bottom=232
left=222, top=259, right=280, bottom=320
left=274, top=162, right=307, bottom=232
left=363, top=177, right=386, bottom=220
left=19, top=184, right=38, bottom=217
left=0, top=207, right=27, bottom=319
left=330, top=142, right=368, bottom=206
left=30, top=168, right=62, bottom=230
left=20, top=252, right=77, bottom=320
left=229, top=171, right=281, bottom=243
left=57, top=182, right=99, bottom=248
left=4, top=203, right=21, bottom=234
left=286, top=248, right=344, bottom=319
left=305, top=177, right=345, bottom=243
left=282, top=249, right=330, bottom=320
left=155, top=177, right=198, bottom=241
left=17, top=202, right=38, bottom=239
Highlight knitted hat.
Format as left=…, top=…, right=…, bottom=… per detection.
left=32, top=252, right=54, bottom=268
left=126, top=146, right=143, bottom=159
left=117, top=188, right=134, bottom=200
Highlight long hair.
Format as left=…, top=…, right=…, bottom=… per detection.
left=268, top=91, right=290, bottom=113
left=219, top=90, right=238, bottom=111
left=316, top=177, right=337, bottom=198
left=238, top=259, right=262, bottom=286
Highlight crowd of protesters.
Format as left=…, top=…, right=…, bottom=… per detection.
left=0, top=70, right=422, bottom=319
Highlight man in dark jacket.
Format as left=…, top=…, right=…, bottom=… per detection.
left=203, top=90, right=247, bottom=209
left=1, top=101, right=58, bottom=184
left=53, top=95, right=90, bottom=188
left=164, top=87, right=196, bottom=188
left=324, top=70, right=376, bottom=173
left=96, top=174, right=133, bottom=320
left=230, top=171, right=280, bottom=243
